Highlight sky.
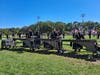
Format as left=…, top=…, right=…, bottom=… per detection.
left=0, top=0, right=100, bottom=28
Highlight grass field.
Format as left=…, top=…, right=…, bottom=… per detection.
left=0, top=35, right=100, bottom=75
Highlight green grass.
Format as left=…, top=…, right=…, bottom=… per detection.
left=64, top=35, right=100, bottom=41
left=0, top=50, right=100, bottom=75
left=0, top=35, right=100, bottom=75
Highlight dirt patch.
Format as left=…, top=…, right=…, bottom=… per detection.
left=90, top=60, right=100, bottom=65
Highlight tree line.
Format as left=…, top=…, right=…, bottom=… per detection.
left=0, top=21, right=100, bottom=35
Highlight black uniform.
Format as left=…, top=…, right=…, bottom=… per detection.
left=50, top=31, right=57, bottom=39
left=88, top=31, right=91, bottom=39
left=97, top=32, right=100, bottom=39
left=18, top=33, right=21, bottom=38
left=34, top=31, right=40, bottom=45
left=73, top=32, right=84, bottom=52
left=34, top=31, right=40, bottom=38
left=74, top=32, right=85, bottom=40
left=27, top=30, right=33, bottom=38
left=6, top=34, right=9, bottom=39
left=62, top=33, right=65, bottom=38
left=47, top=32, right=50, bottom=39
left=50, top=30, right=62, bottom=50
left=0, top=32, right=2, bottom=39
left=56, top=31, right=62, bottom=50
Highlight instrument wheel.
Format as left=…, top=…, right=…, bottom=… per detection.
left=57, top=50, right=64, bottom=54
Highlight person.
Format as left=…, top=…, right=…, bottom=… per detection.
left=74, top=30, right=81, bottom=40
left=6, top=33, right=9, bottom=39
left=34, top=31, right=41, bottom=48
left=73, top=30, right=84, bottom=52
left=17, top=32, right=21, bottom=38
left=72, top=30, right=75, bottom=38
left=27, top=28, right=33, bottom=38
left=62, top=32, right=65, bottom=38
left=88, top=30, right=91, bottom=39
left=12, top=33, right=15, bottom=38
left=34, top=31, right=40, bottom=38
left=26, top=32, right=28, bottom=38
left=56, top=29, right=62, bottom=51
left=25, top=28, right=34, bottom=51
left=0, top=32, right=2, bottom=39
left=78, top=31, right=85, bottom=40
left=56, top=29, right=62, bottom=37
left=73, top=30, right=79, bottom=39
left=50, top=29, right=63, bottom=53
left=50, top=29, right=58, bottom=39
left=47, top=32, right=50, bottom=39
left=97, top=31, right=100, bottom=39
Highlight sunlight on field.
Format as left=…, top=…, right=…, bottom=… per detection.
left=0, top=50, right=100, bottom=75
left=0, top=35, right=100, bottom=75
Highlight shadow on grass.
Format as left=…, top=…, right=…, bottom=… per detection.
left=1, top=47, right=100, bottom=61
left=33, top=50, right=100, bottom=61
left=1, top=48, right=25, bottom=53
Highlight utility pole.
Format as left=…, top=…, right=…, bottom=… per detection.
left=80, top=14, right=85, bottom=31
left=37, top=16, right=40, bottom=32
left=81, top=14, right=85, bottom=23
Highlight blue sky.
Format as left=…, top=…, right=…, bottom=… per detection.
left=0, top=0, right=100, bottom=28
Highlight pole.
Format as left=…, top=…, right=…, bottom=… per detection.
left=37, top=16, right=40, bottom=32
left=81, top=14, right=85, bottom=23
left=81, top=14, right=85, bottom=31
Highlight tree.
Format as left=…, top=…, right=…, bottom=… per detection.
left=54, top=22, right=65, bottom=32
